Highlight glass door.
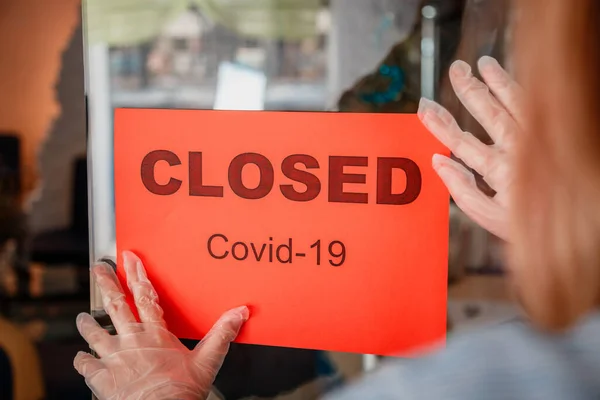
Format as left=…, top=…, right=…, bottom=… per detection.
left=83, top=1, right=514, bottom=398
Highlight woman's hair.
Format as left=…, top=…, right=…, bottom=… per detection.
left=511, top=0, right=600, bottom=330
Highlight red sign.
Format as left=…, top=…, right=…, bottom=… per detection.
left=114, top=109, right=449, bottom=355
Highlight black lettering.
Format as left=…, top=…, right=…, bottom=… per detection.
left=189, top=152, right=224, bottom=197
left=141, top=150, right=182, bottom=195
left=207, top=234, right=228, bottom=259
left=228, top=153, right=274, bottom=199
left=376, top=158, right=422, bottom=205
left=232, top=242, right=249, bottom=261
left=276, top=239, right=293, bottom=263
left=251, top=243, right=267, bottom=261
left=280, top=154, right=321, bottom=201
left=328, top=156, right=368, bottom=204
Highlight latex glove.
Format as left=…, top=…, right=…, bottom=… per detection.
left=74, top=251, right=249, bottom=400
left=418, top=56, right=524, bottom=241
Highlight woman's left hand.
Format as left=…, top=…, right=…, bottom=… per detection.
left=74, top=251, right=248, bottom=400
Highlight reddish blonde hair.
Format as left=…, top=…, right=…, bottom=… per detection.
left=511, top=0, right=600, bottom=330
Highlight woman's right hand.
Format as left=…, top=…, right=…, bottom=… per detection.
left=418, top=56, right=524, bottom=241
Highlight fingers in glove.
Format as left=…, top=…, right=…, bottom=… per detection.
left=478, top=56, right=526, bottom=128
left=433, top=154, right=508, bottom=240
left=449, top=60, right=518, bottom=147
left=92, top=262, right=139, bottom=334
left=123, top=251, right=166, bottom=327
left=74, top=352, right=114, bottom=399
left=76, top=313, right=112, bottom=357
left=192, top=306, right=249, bottom=372
left=418, top=97, right=501, bottom=189
left=74, top=351, right=105, bottom=378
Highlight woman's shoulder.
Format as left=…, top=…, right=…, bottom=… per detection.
left=326, top=312, right=600, bottom=400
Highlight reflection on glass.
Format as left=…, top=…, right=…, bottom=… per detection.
left=213, top=62, right=267, bottom=110
left=105, top=6, right=328, bottom=111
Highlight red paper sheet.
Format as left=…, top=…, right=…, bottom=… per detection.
left=114, top=108, right=449, bottom=355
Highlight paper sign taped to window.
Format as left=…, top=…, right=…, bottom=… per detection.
left=114, top=109, right=449, bottom=355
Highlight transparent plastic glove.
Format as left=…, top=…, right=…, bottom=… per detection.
left=418, top=56, right=524, bottom=241
left=73, top=251, right=249, bottom=400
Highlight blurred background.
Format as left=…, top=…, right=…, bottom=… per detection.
left=0, top=0, right=518, bottom=399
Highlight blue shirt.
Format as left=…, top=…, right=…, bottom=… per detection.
left=327, top=312, right=600, bottom=400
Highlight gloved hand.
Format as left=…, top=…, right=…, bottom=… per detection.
left=74, top=251, right=249, bottom=400
left=418, top=56, right=524, bottom=241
